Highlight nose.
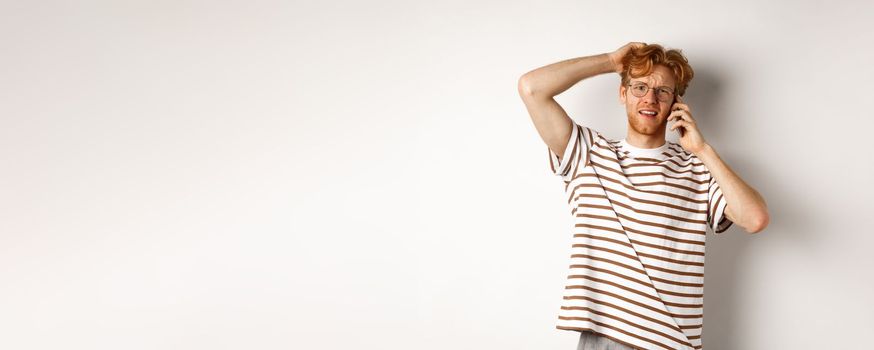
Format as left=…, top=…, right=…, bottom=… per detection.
left=641, top=88, right=658, bottom=104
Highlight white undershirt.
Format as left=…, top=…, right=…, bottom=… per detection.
left=619, top=139, right=670, bottom=158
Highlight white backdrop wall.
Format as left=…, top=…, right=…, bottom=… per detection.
left=2, top=1, right=872, bottom=349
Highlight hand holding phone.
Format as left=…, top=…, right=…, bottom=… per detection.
left=670, top=98, right=685, bottom=137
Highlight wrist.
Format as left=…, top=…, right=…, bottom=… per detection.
left=605, top=53, right=620, bottom=73
left=693, top=143, right=714, bottom=157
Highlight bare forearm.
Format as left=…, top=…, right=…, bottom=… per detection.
left=519, top=53, right=616, bottom=98
left=694, top=144, right=770, bottom=233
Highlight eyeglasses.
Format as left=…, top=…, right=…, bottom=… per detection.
left=626, top=82, right=675, bottom=102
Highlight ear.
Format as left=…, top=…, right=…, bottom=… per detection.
left=619, top=85, right=627, bottom=105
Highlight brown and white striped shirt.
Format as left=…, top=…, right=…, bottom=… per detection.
left=548, top=121, right=732, bottom=350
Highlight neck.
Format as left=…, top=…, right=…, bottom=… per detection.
left=625, top=130, right=667, bottom=149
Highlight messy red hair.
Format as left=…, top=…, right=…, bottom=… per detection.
left=620, top=44, right=694, bottom=97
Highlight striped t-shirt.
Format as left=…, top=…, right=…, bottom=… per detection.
left=547, top=121, right=732, bottom=350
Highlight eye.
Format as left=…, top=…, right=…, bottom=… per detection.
left=657, top=87, right=674, bottom=96
left=631, top=84, right=648, bottom=93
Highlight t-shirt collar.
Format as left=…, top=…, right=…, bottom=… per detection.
left=619, top=139, right=670, bottom=158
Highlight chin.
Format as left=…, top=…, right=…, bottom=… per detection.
left=628, top=117, right=665, bottom=135
left=634, top=128, right=660, bottom=135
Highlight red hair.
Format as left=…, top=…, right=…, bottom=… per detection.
left=620, top=44, right=694, bottom=97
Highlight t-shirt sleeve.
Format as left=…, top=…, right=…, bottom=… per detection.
left=707, top=176, right=734, bottom=234
left=547, top=121, right=595, bottom=182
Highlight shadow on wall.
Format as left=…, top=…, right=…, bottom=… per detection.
left=691, top=63, right=815, bottom=350
left=689, top=63, right=746, bottom=350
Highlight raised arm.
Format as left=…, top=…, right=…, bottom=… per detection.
left=517, top=42, right=644, bottom=159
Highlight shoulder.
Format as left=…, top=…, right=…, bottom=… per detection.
left=664, top=142, right=713, bottom=177
left=586, top=129, right=615, bottom=148
left=665, top=142, right=700, bottom=163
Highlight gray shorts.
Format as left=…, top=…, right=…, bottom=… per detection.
left=576, top=330, right=638, bottom=350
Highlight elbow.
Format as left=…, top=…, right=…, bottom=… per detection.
left=746, top=211, right=770, bottom=234
left=518, top=73, right=549, bottom=99
left=518, top=74, right=535, bottom=98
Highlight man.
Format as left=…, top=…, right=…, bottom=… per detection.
left=517, top=42, right=769, bottom=350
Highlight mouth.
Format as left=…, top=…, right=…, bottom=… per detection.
left=638, top=109, right=659, bottom=119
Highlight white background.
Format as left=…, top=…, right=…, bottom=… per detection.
left=2, top=1, right=872, bottom=349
